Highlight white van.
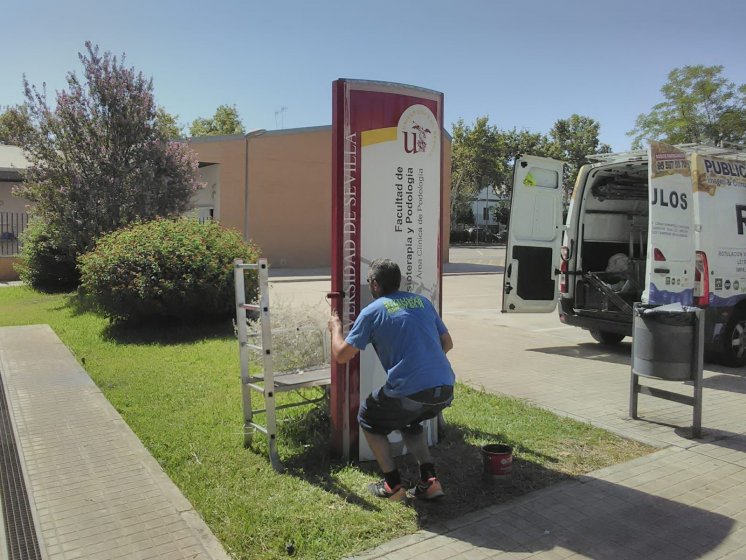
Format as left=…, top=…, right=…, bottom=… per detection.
left=503, top=141, right=746, bottom=367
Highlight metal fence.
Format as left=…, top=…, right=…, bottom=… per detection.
left=0, top=212, right=28, bottom=256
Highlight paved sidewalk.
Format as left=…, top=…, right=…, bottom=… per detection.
left=0, top=325, right=230, bottom=560
left=348, top=267, right=746, bottom=559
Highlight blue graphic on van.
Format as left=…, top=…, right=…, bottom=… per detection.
left=709, top=292, right=746, bottom=308
left=648, top=284, right=693, bottom=306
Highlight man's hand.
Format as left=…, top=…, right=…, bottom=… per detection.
left=328, top=310, right=342, bottom=333
left=328, top=310, right=358, bottom=364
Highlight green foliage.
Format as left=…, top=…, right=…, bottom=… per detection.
left=15, top=42, right=202, bottom=290
left=454, top=205, right=474, bottom=225
left=629, top=65, right=746, bottom=148
left=450, top=118, right=501, bottom=223
left=550, top=114, right=611, bottom=199
left=491, top=199, right=511, bottom=227
left=189, top=104, right=246, bottom=137
left=16, top=218, right=79, bottom=291
left=0, top=104, right=33, bottom=145
left=452, top=115, right=608, bottom=219
left=154, top=106, right=183, bottom=140
left=79, top=218, right=260, bottom=322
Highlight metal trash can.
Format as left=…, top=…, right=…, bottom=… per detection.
left=632, top=303, right=701, bottom=381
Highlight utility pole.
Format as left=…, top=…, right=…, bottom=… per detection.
left=274, top=106, right=287, bottom=129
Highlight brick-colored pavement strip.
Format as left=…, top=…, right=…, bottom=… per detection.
left=0, top=325, right=230, bottom=560
left=347, top=259, right=746, bottom=560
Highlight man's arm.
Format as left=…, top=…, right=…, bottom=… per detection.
left=440, top=332, right=453, bottom=354
left=328, top=311, right=360, bottom=364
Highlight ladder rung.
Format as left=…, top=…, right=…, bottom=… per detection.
left=237, top=263, right=261, bottom=270
left=240, top=303, right=261, bottom=312
left=251, top=398, right=325, bottom=417
left=243, top=343, right=262, bottom=351
left=249, top=422, right=268, bottom=435
left=246, top=382, right=266, bottom=393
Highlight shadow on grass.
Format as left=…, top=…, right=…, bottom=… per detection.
left=274, top=404, right=576, bottom=527
left=57, top=293, right=238, bottom=345
left=101, top=318, right=236, bottom=345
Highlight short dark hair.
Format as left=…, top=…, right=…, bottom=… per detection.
left=368, top=259, right=401, bottom=294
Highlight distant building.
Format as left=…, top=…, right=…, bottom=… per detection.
left=470, top=186, right=505, bottom=229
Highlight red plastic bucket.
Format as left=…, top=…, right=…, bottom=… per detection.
left=481, top=444, right=513, bottom=478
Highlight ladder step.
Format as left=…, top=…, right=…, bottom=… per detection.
left=240, top=303, right=262, bottom=312
left=236, top=263, right=261, bottom=270
left=249, top=422, right=269, bottom=435
left=246, top=382, right=265, bottom=393
left=243, top=343, right=262, bottom=351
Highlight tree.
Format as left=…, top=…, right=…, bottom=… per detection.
left=16, top=41, right=201, bottom=287
left=189, top=104, right=245, bottom=136
left=629, top=65, right=746, bottom=148
left=451, top=118, right=494, bottom=224
left=155, top=106, right=183, bottom=140
left=550, top=114, right=611, bottom=199
left=0, top=104, right=33, bottom=145
left=451, top=117, right=558, bottom=227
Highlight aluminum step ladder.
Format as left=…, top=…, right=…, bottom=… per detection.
left=234, top=258, right=331, bottom=471
left=584, top=271, right=634, bottom=315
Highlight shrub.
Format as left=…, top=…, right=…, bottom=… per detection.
left=450, top=229, right=469, bottom=244
left=17, top=218, right=79, bottom=291
left=79, top=218, right=260, bottom=322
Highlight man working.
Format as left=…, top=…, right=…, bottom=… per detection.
left=328, top=258, right=455, bottom=501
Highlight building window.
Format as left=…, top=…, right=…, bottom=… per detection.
left=483, top=207, right=490, bottom=221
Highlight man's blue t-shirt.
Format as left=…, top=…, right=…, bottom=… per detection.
left=345, top=291, right=455, bottom=397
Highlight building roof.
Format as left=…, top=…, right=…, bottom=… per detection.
left=0, top=145, right=30, bottom=170
left=0, top=145, right=30, bottom=181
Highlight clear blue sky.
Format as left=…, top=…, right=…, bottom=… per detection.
left=4, top=0, right=746, bottom=152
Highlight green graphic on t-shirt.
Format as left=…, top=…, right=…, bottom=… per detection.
left=384, top=296, right=424, bottom=315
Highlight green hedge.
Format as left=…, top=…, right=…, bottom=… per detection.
left=79, top=218, right=260, bottom=322
left=17, top=218, right=79, bottom=292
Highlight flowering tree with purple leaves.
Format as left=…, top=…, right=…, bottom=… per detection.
left=15, top=42, right=201, bottom=287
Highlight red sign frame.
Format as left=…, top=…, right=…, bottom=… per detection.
left=331, top=79, right=444, bottom=459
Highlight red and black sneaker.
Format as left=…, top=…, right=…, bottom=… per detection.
left=406, top=477, right=445, bottom=500
left=367, top=479, right=407, bottom=501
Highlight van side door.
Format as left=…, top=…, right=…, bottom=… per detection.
left=502, top=156, right=565, bottom=313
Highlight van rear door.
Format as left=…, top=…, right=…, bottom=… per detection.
left=502, top=156, right=565, bottom=312
left=645, top=142, right=695, bottom=305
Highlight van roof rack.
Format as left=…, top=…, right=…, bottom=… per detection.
left=587, top=143, right=746, bottom=164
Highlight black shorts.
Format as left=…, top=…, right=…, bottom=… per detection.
left=358, top=385, right=454, bottom=435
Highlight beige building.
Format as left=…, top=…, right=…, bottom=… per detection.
left=0, top=127, right=451, bottom=280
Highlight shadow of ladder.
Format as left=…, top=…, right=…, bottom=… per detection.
left=234, top=258, right=332, bottom=472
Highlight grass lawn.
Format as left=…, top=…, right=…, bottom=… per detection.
left=0, top=286, right=654, bottom=559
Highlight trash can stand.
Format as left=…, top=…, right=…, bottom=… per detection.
left=629, top=304, right=705, bottom=438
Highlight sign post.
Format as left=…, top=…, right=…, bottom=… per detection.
left=331, top=79, right=444, bottom=461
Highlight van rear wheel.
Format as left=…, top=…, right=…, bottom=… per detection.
left=590, top=329, right=625, bottom=345
left=721, top=311, right=746, bottom=367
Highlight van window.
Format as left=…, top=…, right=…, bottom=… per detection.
left=527, top=167, right=559, bottom=189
